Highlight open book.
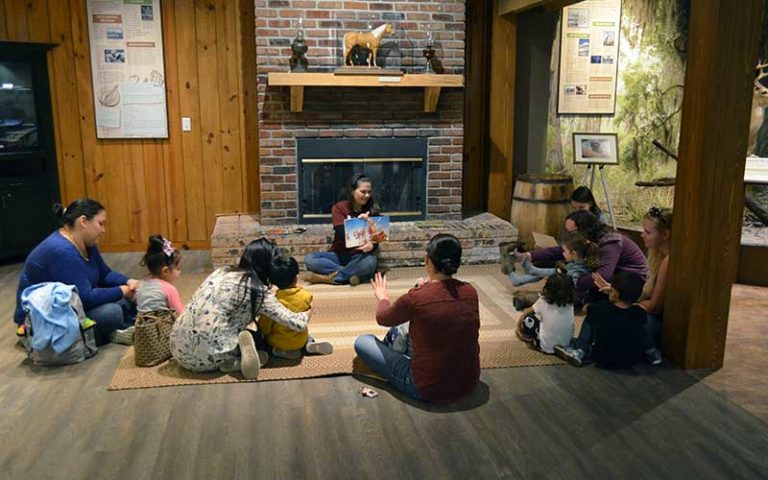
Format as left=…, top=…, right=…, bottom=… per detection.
left=344, top=216, right=390, bottom=248
left=532, top=231, right=558, bottom=249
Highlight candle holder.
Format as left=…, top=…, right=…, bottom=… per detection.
left=289, top=18, right=308, bottom=72
left=422, top=31, right=436, bottom=74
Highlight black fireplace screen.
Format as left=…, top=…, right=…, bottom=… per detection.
left=297, top=138, right=427, bottom=223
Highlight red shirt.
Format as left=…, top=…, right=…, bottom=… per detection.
left=376, top=279, right=481, bottom=403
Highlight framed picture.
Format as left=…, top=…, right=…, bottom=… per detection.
left=572, top=133, right=619, bottom=165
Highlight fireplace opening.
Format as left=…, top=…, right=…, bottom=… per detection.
left=297, top=138, right=427, bottom=223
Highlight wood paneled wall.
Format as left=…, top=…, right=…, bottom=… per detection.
left=0, top=0, right=259, bottom=251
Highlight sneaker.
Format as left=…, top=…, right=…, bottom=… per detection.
left=257, top=350, right=269, bottom=367
left=554, top=344, right=585, bottom=367
left=305, top=341, right=333, bottom=355
left=645, top=348, right=663, bottom=366
left=272, top=348, right=302, bottom=360
left=349, top=275, right=361, bottom=286
left=219, top=358, right=241, bottom=373
left=512, top=291, right=539, bottom=311
left=109, top=326, right=135, bottom=345
left=238, top=330, right=261, bottom=379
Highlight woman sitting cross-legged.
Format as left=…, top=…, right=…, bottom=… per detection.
left=303, top=173, right=380, bottom=286
left=170, top=238, right=310, bottom=379
left=354, top=234, right=480, bottom=404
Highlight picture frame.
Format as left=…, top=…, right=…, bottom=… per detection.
left=572, top=132, right=619, bottom=165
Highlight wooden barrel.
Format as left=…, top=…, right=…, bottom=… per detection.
left=510, top=174, right=574, bottom=250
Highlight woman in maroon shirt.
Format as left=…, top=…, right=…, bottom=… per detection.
left=303, top=174, right=379, bottom=286
left=354, top=234, right=481, bottom=403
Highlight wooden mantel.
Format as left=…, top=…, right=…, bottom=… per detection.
left=267, top=72, right=464, bottom=113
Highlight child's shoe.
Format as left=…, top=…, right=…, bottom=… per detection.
left=554, top=344, right=585, bottom=367
left=645, top=348, right=663, bottom=366
left=272, top=348, right=302, bottom=360
left=238, top=330, right=262, bottom=379
left=109, top=326, right=135, bottom=345
left=305, top=341, right=333, bottom=355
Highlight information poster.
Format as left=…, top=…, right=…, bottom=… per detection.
left=87, top=0, right=168, bottom=138
left=557, top=0, right=622, bottom=115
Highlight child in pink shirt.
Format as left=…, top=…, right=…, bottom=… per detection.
left=136, top=235, right=184, bottom=314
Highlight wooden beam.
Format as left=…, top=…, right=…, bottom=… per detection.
left=499, top=0, right=582, bottom=15
left=663, top=0, right=763, bottom=369
left=269, top=73, right=463, bottom=113
left=290, top=86, right=304, bottom=112
left=486, top=5, right=517, bottom=220
left=462, top=0, right=492, bottom=212
left=424, top=86, right=441, bottom=112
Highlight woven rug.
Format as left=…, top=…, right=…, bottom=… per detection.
left=108, top=264, right=568, bottom=391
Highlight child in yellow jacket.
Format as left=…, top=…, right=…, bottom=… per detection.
left=259, top=254, right=333, bottom=360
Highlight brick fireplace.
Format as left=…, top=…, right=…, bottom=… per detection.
left=256, top=1, right=467, bottom=224
left=210, top=2, right=518, bottom=268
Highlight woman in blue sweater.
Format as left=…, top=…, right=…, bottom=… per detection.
left=14, top=198, right=138, bottom=344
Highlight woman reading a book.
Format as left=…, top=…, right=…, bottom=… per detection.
left=303, top=173, right=381, bottom=286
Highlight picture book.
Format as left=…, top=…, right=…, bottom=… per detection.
left=532, top=231, right=558, bottom=249
left=344, top=216, right=390, bottom=248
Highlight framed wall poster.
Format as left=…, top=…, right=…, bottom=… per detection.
left=86, top=0, right=168, bottom=139
left=557, top=0, right=622, bottom=115
left=572, top=132, right=619, bottom=165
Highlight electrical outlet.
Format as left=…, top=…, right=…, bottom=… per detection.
left=181, top=117, right=192, bottom=131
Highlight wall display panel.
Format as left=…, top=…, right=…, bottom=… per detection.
left=86, top=0, right=168, bottom=138
left=557, top=0, right=621, bottom=115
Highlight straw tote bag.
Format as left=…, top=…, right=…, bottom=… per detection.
left=134, top=310, right=176, bottom=367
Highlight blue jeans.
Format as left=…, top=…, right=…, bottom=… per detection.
left=508, top=258, right=555, bottom=287
left=354, top=334, right=422, bottom=401
left=646, top=313, right=663, bottom=348
left=87, top=298, right=136, bottom=342
left=304, top=251, right=378, bottom=284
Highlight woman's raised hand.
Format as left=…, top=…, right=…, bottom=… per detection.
left=126, top=279, right=140, bottom=290
left=357, top=211, right=370, bottom=220
left=592, top=272, right=612, bottom=294
left=371, top=272, right=389, bottom=302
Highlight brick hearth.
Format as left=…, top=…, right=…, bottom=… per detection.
left=211, top=213, right=518, bottom=269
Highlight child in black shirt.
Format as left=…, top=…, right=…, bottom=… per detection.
left=554, top=272, right=649, bottom=368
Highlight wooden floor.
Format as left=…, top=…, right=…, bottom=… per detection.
left=1, top=252, right=768, bottom=480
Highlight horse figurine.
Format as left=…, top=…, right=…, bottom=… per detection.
left=343, top=23, right=395, bottom=67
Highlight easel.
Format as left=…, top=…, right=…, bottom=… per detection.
left=580, top=163, right=618, bottom=230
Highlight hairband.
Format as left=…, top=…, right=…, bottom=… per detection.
left=647, top=207, right=669, bottom=226
left=162, top=238, right=175, bottom=257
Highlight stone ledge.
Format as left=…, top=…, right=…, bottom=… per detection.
left=211, top=212, right=517, bottom=268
